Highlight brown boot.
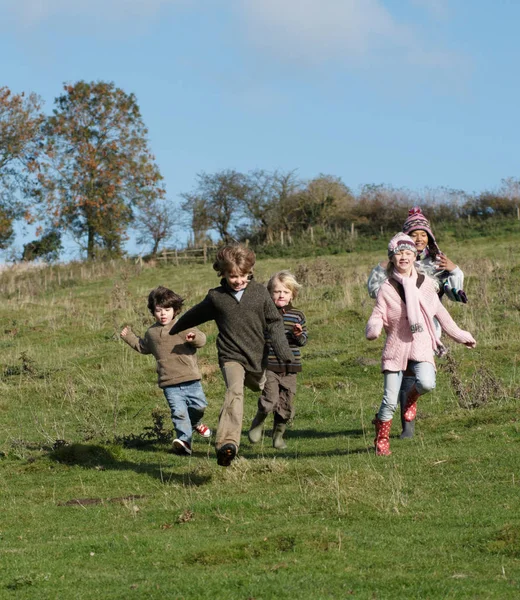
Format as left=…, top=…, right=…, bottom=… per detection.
left=373, top=415, right=392, bottom=456
left=403, top=386, right=420, bottom=422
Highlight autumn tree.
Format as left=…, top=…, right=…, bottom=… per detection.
left=181, top=170, right=247, bottom=244
left=0, top=87, right=44, bottom=248
left=34, top=81, right=164, bottom=259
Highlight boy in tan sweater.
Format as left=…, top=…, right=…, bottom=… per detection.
left=121, top=286, right=211, bottom=456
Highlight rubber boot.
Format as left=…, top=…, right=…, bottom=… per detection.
left=372, top=415, right=392, bottom=456
left=399, top=376, right=415, bottom=439
left=272, top=418, right=287, bottom=450
left=403, top=386, right=420, bottom=422
left=248, top=411, right=267, bottom=444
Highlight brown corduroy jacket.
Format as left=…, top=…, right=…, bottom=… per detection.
left=122, top=320, right=206, bottom=388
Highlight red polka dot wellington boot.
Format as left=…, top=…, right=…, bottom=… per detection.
left=373, top=415, right=392, bottom=456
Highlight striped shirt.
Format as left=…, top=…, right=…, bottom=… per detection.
left=266, top=305, right=307, bottom=374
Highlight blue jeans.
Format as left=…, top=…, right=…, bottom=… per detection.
left=163, top=380, right=207, bottom=444
left=378, top=361, right=436, bottom=422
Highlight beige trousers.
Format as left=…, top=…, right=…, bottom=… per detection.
left=216, top=362, right=266, bottom=450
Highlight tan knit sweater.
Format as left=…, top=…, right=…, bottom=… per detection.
left=122, top=320, right=206, bottom=388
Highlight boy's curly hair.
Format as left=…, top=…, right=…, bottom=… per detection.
left=147, top=286, right=184, bottom=315
left=267, top=270, right=302, bottom=300
left=213, top=245, right=256, bottom=277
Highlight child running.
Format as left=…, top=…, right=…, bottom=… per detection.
left=367, top=206, right=467, bottom=439
left=169, top=245, right=294, bottom=467
left=120, top=286, right=211, bottom=456
left=366, top=233, right=476, bottom=456
left=248, top=270, right=308, bottom=449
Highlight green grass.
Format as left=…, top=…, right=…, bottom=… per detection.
left=0, top=237, right=519, bottom=599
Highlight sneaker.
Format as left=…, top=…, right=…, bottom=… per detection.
left=216, top=443, right=237, bottom=467
left=194, top=423, right=212, bottom=438
left=173, top=439, right=192, bottom=456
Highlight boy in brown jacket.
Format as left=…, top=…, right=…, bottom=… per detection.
left=121, top=286, right=211, bottom=456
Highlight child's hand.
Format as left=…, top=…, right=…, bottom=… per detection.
left=464, top=340, right=476, bottom=348
left=120, top=326, right=129, bottom=338
left=185, top=332, right=196, bottom=343
left=436, top=253, right=456, bottom=272
left=293, top=323, right=303, bottom=337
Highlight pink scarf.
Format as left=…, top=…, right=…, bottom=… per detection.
left=392, top=267, right=447, bottom=357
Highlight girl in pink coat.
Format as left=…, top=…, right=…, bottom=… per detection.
left=366, top=233, right=476, bottom=456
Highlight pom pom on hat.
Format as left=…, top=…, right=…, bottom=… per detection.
left=388, top=233, right=418, bottom=258
left=402, top=206, right=433, bottom=236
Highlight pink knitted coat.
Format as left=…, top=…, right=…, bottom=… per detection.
left=366, top=276, right=475, bottom=372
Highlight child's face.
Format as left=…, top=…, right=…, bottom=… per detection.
left=409, top=230, right=429, bottom=252
left=391, top=250, right=416, bottom=275
left=271, top=279, right=293, bottom=308
left=224, top=269, right=250, bottom=292
left=154, top=305, right=175, bottom=326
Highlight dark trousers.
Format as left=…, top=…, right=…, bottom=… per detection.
left=258, top=371, right=297, bottom=422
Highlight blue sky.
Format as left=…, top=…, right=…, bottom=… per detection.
left=1, top=0, right=518, bottom=258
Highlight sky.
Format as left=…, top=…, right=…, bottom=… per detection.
left=1, top=0, right=519, bottom=259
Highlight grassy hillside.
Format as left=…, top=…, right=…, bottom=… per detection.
left=0, top=235, right=519, bottom=599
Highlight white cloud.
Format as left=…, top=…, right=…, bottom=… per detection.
left=0, top=0, right=190, bottom=27
left=236, top=0, right=463, bottom=73
left=1, top=0, right=468, bottom=84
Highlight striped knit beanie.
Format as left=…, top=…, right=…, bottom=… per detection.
left=387, top=233, right=417, bottom=258
left=402, top=207, right=440, bottom=254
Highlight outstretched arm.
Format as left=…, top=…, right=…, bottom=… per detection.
left=434, top=298, right=476, bottom=347
left=169, top=295, right=215, bottom=336
left=120, top=327, right=151, bottom=354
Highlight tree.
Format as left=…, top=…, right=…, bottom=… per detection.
left=182, top=196, right=212, bottom=247
left=297, top=174, right=354, bottom=229
left=239, top=169, right=301, bottom=243
left=0, top=87, right=44, bottom=249
left=134, top=198, right=176, bottom=258
left=34, top=81, right=164, bottom=259
left=181, top=170, right=247, bottom=245
left=354, top=184, right=411, bottom=234
left=22, top=230, right=62, bottom=262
